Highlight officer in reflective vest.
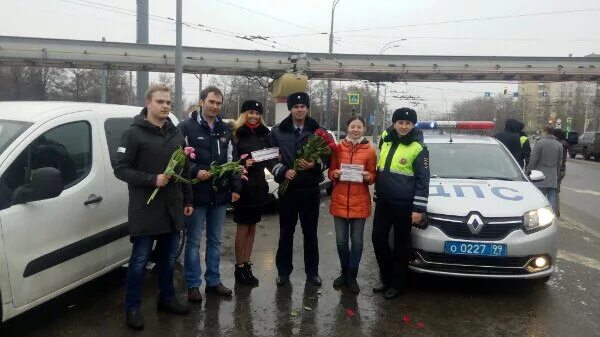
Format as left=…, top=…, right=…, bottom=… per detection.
left=372, top=107, right=430, bottom=300
left=517, top=122, right=531, bottom=168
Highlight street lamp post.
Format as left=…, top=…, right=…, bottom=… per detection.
left=379, top=39, right=407, bottom=54
left=325, top=0, right=341, bottom=129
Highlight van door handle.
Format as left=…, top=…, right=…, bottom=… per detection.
left=84, top=196, right=103, bottom=205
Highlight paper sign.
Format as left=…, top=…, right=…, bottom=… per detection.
left=251, top=147, right=279, bottom=162
left=340, top=164, right=364, bottom=182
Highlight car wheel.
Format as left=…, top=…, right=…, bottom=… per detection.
left=568, top=150, right=576, bottom=158
left=594, top=154, right=600, bottom=161
left=583, top=148, right=591, bottom=160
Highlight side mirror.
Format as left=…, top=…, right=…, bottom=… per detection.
left=529, top=170, right=545, bottom=182
left=12, top=167, right=63, bottom=204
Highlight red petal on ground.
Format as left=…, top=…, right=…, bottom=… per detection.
left=402, top=314, right=411, bottom=324
left=346, top=308, right=355, bottom=318
left=416, top=321, right=425, bottom=329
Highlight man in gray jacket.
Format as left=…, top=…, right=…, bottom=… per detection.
left=526, top=125, right=563, bottom=214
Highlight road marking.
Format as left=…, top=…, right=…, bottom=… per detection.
left=560, top=216, right=600, bottom=240
left=558, top=250, right=600, bottom=271
left=562, top=187, right=600, bottom=196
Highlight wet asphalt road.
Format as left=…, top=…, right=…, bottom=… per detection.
left=1, top=160, right=599, bottom=336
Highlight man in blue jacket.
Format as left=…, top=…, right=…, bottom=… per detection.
left=269, top=92, right=330, bottom=287
left=178, top=86, right=241, bottom=301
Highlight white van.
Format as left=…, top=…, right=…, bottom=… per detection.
left=0, top=102, right=175, bottom=322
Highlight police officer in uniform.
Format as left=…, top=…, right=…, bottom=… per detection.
left=372, top=107, right=430, bottom=299
left=269, top=92, right=331, bottom=287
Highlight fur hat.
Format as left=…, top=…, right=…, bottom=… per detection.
left=241, top=100, right=263, bottom=114
left=287, top=92, right=310, bottom=110
left=392, top=107, right=417, bottom=124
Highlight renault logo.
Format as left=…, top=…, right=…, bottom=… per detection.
left=466, top=214, right=484, bottom=234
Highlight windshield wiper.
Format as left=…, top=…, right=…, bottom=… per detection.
left=464, top=176, right=515, bottom=181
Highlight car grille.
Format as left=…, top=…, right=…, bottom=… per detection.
left=428, top=213, right=523, bottom=241
left=414, top=251, right=532, bottom=275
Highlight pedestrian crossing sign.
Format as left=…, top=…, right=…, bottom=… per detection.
left=348, top=94, right=360, bottom=105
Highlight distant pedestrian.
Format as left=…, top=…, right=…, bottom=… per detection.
left=328, top=116, right=377, bottom=293
left=517, top=121, right=531, bottom=168
left=552, top=128, right=571, bottom=217
left=526, top=125, right=563, bottom=214
left=114, top=85, right=193, bottom=330
left=494, top=119, right=525, bottom=167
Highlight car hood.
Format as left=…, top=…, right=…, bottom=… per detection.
left=428, top=178, right=548, bottom=217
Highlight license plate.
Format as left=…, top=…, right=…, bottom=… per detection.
left=444, top=241, right=507, bottom=257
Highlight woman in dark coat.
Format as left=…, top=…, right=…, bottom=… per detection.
left=232, top=100, right=274, bottom=286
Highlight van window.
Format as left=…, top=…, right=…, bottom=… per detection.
left=104, top=118, right=133, bottom=168
left=0, top=121, right=92, bottom=211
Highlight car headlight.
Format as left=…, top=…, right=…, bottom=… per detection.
left=523, top=207, right=555, bottom=232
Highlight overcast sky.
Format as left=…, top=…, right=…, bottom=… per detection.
left=2, top=0, right=599, bottom=116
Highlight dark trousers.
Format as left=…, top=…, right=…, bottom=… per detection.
left=125, top=232, right=179, bottom=311
left=276, top=187, right=320, bottom=277
left=372, top=201, right=413, bottom=290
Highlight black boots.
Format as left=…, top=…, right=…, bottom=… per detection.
left=126, top=310, right=144, bottom=330
left=333, top=267, right=347, bottom=288
left=157, top=297, right=191, bottom=314
left=346, top=268, right=360, bottom=293
left=235, top=262, right=259, bottom=286
left=333, top=267, right=359, bottom=293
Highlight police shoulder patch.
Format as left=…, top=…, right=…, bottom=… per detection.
left=400, top=158, right=408, bottom=165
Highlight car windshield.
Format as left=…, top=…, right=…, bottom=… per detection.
left=580, top=132, right=595, bottom=142
left=427, top=142, right=524, bottom=181
left=0, top=120, right=31, bottom=156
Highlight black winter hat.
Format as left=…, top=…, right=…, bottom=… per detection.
left=241, top=100, right=263, bottom=114
left=392, top=107, right=417, bottom=124
left=287, top=92, right=310, bottom=110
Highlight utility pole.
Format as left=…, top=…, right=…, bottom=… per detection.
left=326, top=0, right=341, bottom=130
left=100, top=37, right=108, bottom=103
left=174, top=0, right=183, bottom=117
left=136, top=0, right=149, bottom=106
left=337, top=81, right=342, bottom=140
left=382, top=84, right=387, bottom=131
left=373, top=82, right=380, bottom=144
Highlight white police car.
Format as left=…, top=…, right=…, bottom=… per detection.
left=410, top=132, right=557, bottom=283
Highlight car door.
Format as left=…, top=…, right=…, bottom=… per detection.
left=97, top=116, right=134, bottom=267
left=0, top=112, right=108, bottom=308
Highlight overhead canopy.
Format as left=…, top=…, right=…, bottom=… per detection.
left=1, top=35, right=599, bottom=82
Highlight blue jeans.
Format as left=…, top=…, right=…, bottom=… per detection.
left=540, top=187, right=558, bottom=214
left=184, top=204, right=227, bottom=288
left=125, top=232, right=180, bottom=311
left=334, top=217, right=366, bottom=269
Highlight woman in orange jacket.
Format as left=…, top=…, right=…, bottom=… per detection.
left=328, top=116, right=377, bottom=292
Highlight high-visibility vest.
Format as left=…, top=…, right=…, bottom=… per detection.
left=377, top=130, right=424, bottom=175
left=520, top=136, right=528, bottom=147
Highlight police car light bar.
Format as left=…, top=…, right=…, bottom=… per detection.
left=416, top=121, right=495, bottom=130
